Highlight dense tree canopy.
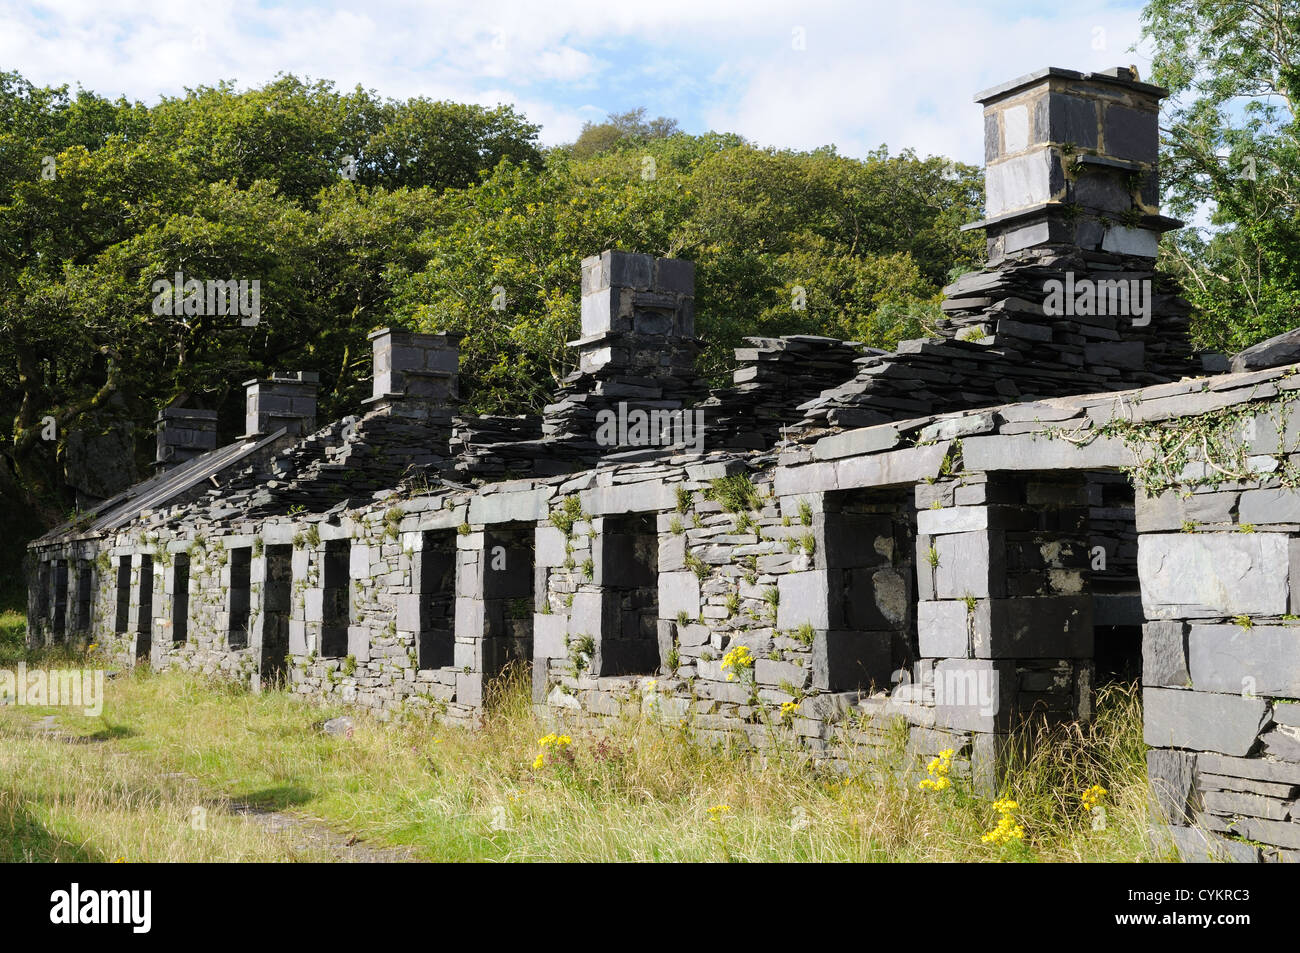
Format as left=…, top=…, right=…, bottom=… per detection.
left=391, top=140, right=982, bottom=410
left=0, top=68, right=983, bottom=535
left=1143, top=0, right=1300, bottom=351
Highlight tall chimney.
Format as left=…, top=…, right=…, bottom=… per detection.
left=241, top=371, right=318, bottom=440
left=576, top=250, right=699, bottom=382
left=973, top=67, right=1180, bottom=262
left=542, top=251, right=705, bottom=447
left=363, top=328, right=461, bottom=419
left=154, top=407, right=218, bottom=472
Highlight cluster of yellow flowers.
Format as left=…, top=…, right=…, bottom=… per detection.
left=981, top=798, right=1025, bottom=845
left=779, top=700, right=800, bottom=722
left=1080, top=784, right=1108, bottom=813
left=707, top=804, right=732, bottom=822
left=532, top=733, right=572, bottom=770
left=918, top=748, right=954, bottom=791
left=720, top=645, right=753, bottom=681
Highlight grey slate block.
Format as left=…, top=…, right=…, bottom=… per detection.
left=1142, top=620, right=1190, bottom=687
left=812, top=425, right=901, bottom=461
left=1231, top=326, right=1300, bottom=373
left=777, top=571, right=830, bottom=630
left=658, top=571, right=700, bottom=620
left=1233, top=816, right=1300, bottom=850
left=961, top=433, right=1138, bottom=470
left=933, top=531, right=995, bottom=599
left=1143, top=688, right=1269, bottom=756
left=1147, top=748, right=1197, bottom=824
left=917, top=599, right=971, bottom=658
left=1138, top=533, right=1290, bottom=619
left=1197, top=751, right=1300, bottom=785
left=1187, top=624, right=1300, bottom=696
left=1163, top=823, right=1260, bottom=863
left=1202, top=789, right=1290, bottom=820
left=1135, top=489, right=1238, bottom=532
left=1239, top=487, right=1300, bottom=525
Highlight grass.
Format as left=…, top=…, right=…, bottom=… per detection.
left=0, top=648, right=1169, bottom=862
left=0, top=609, right=26, bottom=666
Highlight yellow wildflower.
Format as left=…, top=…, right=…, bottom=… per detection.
left=918, top=748, right=954, bottom=792
left=720, top=645, right=753, bottom=681
left=1080, top=784, right=1108, bottom=813
left=981, top=797, right=1025, bottom=845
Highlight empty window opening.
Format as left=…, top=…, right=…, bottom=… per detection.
left=172, top=553, right=190, bottom=644
left=597, top=513, right=661, bottom=676
left=1002, top=473, right=1094, bottom=728
left=74, top=560, right=93, bottom=634
left=1084, top=472, right=1142, bottom=683
left=823, top=486, right=918, bottom=693
left=482, top=523, right=535, bottom=678
left=36, top=561, right=51, bottom=626
left=261, top=545, right=292, bottom=684
left=228, top=547, right=251, bottom=649
left=321, top=540, right=350, bottom=658
left=115, top=557, right=131, bottom=634
left=416, top=531, right=457, bottom=670
left=52, top=560, right=68, bottom=640
left=137, top=555, right=154, bottom=660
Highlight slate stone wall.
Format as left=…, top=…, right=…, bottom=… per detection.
left=25, top=363, right=1300, bottom=860
left=1138, top=475, right=1300, bottom=862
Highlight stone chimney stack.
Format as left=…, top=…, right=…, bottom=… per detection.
left=154, top=407, right=218, bottom=472
left=973, top=67, right=1180, bottom=262
left=541, top=250, right=706, bottom=449
left=363, top=328, right=462, bottom=420
left=576, top=250, right=698, bottom=378
left=241, top=371, right=318, bottom=440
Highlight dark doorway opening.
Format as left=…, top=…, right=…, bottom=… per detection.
left=822, top=486, right=918, bottom=692
left=1085, top=473, right=1143, bottom=683
left=261, top=545, right=292, bottom=686
left=321, top=540, right=350, bottom=658
left=36, top=561, right=51, bottom=627
left=115, top=557, right=131, bottom=634
left=228, top=547, right=252, bottom=649
left=75, top=560, right=93, bottom=635
left=172, top=554, right=190, bottom=644
left=597, top=513, right=660, bottom=675
left=52, top=560, right=68, bottom=640
left=137, top=555, right=153, bottom=660
left=482, top=524, right=535, bottom=678
left=416, top=531, right=456, bottom=669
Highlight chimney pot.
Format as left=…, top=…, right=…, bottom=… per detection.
left=242, top=372, right=318, bottom=440
left=364, top=327, right=462, bottom=419
left=155, top=407, right=218, bottom=472
left=972, top=66, right=1177, bottom=260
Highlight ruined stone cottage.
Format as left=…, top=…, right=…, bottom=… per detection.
left=25, top=67, right=1300, bottom=862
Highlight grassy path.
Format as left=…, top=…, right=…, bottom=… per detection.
left=0, top=665, right=1161, bottom=862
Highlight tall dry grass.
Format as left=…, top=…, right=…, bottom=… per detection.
left=0, top=662, right=1165, bottom=862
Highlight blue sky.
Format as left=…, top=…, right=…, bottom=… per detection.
left=0, top=0, right=1154, bottom=163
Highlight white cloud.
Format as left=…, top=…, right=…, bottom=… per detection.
left=702, top=5, right=1153, bottom=161
left=0, top=0, right=1154, bottom=160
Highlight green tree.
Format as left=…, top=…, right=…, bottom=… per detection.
left=570, top=107, right=681, bottom=158
left=0, top=65, right=980, bottom=546
left=1142, top=0, right=1300, bottom=351
left=0, top=71, right=539, bottom=520
left=392, top=138, right=981, bottom=410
